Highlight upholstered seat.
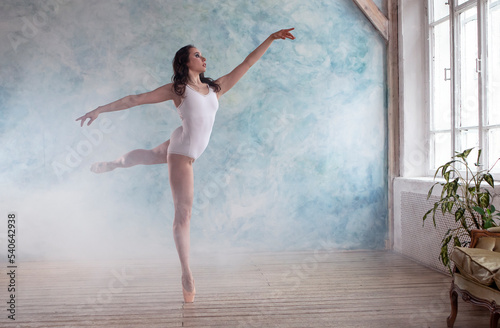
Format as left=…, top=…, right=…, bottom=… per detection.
left=448, top=229, right=500, bottom=328
left=451, top=246, right=500, bottom=286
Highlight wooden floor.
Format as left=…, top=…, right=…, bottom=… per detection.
left=1, top=250, right=494, bottom=327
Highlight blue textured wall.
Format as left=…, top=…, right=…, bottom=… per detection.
left=0, top=0, right=387, bottom=260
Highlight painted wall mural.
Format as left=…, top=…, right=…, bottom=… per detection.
left=0, top=0, right=387, bottom=260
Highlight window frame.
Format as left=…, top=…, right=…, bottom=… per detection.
left=428, top=4, right=452, bottom=174
left=427, top=0, right=500, bottom=179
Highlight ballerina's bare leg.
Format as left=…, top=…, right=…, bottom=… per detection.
left=91, top=140, right=170, bottom=173
left=168, top=152, right=196, bottom=301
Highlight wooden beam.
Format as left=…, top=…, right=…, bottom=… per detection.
left=352, top=0, right=389, bottom=41
left=353, top=0, right=400, bottom=249
left=386, top=0, right=400, bottom=250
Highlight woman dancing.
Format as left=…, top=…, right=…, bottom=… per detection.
left=76, top=28, right=295, bottom=303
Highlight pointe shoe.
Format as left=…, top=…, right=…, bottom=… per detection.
left=90, top=162, right=107, bottom=174
left=182, top=279, right=196, bottom=303
left=90, top=162, right=118, bottom=174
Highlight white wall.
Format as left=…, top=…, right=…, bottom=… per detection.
left=399, top=0, right=429, bottom=178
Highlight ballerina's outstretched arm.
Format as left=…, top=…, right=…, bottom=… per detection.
left=75, top=83, right=179, bottom=127
left=216, top=28, right=295, bottom=98
left=76, top=84, right=180, bottom=173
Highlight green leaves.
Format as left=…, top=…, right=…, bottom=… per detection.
left=485, top=218, right=494, bottom=229
left=440, top=234, right=451, bottom=267
left=478, top=192, right=490, bottom=208
left=475, top=149, right=482, bottom=167
left=455, top=208, right=465, bottom=222
left=440, top=244, right=450, bottom=268
left=455, top=148, right=473, bottom=160
left=423, top=147, right=500, bottom=270
left=427, top=183, right=438, bottom=200
left=441, top=201, right=453, bottom=214
left=483, top=173, right=495, bottom=188
left=474, top=205, right=500, bottom=229
left=423, top=203, right=439, bottom=227
left=473, top=206, right=485, bottom=217
left=435, top=160, right=456, bottom=180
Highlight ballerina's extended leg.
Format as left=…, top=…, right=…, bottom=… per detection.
left=91, top=140, right=170, bottom=173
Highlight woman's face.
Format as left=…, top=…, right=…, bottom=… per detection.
left=187, top=47, right=206, bottom=74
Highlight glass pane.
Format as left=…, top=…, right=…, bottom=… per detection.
left=457, top=0, right=473, bottom=6
left=432, top=22, right=451, bottom=131
left=489, top=129, right=500, bottom=172
left=433, top=0, right=450, bottom=21
left=432, top=132, right=452, bottom=169
left=458, top=128, right=479, bottom=167
left=488, top=2, right=500, bottom=125
left=458, top=7, right=479, bottom=129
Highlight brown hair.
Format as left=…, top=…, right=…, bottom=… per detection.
left=171, top=45, right=221, bottom=96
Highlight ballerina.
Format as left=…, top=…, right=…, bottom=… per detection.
left=76, top=28, right=295, bottom=302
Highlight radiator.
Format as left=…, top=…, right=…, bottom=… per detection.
left=395, top=178, right=500, bottom=273
left=400, top=191, right=465, bottom=273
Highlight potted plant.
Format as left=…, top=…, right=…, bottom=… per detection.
left=423, top=148, right=500, bottom=270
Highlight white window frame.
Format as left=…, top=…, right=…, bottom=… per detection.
left=427, top=0, right=500, bottom=179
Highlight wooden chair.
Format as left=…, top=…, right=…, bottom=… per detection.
left=448, top=229, right=500, bottom=327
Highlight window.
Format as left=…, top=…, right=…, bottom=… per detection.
left=488, top=1, right=500, bottom=172
left=428, top=0, right=500, bottom=175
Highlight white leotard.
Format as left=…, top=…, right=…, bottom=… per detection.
left=167, top=84, right=219, bottom=160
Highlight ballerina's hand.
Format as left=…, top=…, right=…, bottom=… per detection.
left=271, top=28, right=295, bottom=40
left=76, top=109, right=99, bottom=127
